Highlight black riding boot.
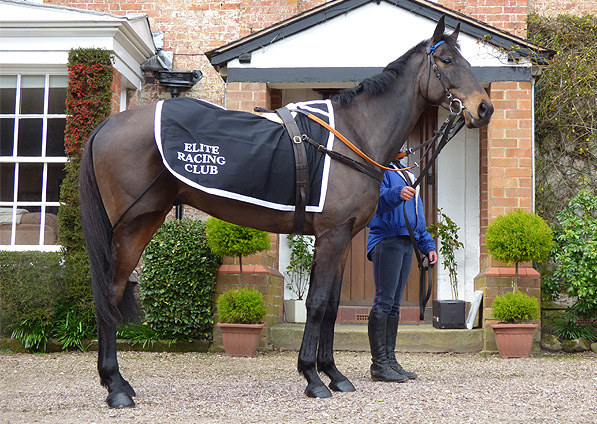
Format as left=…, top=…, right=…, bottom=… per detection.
left=386, top=314, right=418, bottom=379
left=368, top=308, right=408, bottom=382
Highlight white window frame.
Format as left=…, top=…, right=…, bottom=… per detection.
left=1, top=72, right=68, bottom=252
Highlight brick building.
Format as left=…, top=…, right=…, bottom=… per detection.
left=2, top=0, right=594, bottom=351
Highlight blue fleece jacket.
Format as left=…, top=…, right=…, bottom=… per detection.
left=366, top=165, right=436, bottom=257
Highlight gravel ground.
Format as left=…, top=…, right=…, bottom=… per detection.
left=1, top=350, right=595, bottom=424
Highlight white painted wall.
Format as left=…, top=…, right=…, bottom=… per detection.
left=0, top=0, right=155, bottom=89
left=436, top=108, right=480, bottom=302
left=228, top=2, right=511, bottom=70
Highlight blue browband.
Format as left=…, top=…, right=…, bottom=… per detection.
left=427, top=40, right=446, bottom=55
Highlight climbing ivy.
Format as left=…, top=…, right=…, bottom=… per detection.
left=57, top=48, right=114, bottom=329
left=527, top=13, right=597, bottom=224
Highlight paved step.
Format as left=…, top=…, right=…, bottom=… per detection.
left=269, top=323, right=483, bottom=353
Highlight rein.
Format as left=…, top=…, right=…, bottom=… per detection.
left=407, top=39, right=467, bottom=320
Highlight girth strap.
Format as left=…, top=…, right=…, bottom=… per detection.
left=275, top=107, right=309, bottom=235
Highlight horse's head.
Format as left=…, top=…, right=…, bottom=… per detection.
left=422, top=16, right=493, bottom=128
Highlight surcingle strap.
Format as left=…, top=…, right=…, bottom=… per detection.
left=275, top=107, right=310, bottom=235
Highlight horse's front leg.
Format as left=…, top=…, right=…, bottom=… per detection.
left=317, top=270, right=356, bottom=393
left=298, top=220, right=354, bottom=398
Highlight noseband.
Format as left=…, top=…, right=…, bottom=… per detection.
left=426, top=40, right=464, bottom=114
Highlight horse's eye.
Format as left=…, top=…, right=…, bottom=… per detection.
left=442, top=58, right=453, bottom=65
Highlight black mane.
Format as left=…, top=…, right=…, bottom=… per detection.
left=331, top=35, right=459, bottom=107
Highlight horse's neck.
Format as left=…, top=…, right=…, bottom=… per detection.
left=334, top=64, right=427, bottom=166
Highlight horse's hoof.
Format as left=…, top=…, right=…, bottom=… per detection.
left=304, top=383, right=333, bottom=399
left=106, top=391, right=135, bottom=408
left=329, top=378, right=356, bottom=392
left=122, top=380, right=137, bottom=397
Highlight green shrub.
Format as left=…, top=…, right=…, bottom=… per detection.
left=206, top=218, right=270, bottom=278
left=0, top=251, right=64, bottom=343
left=139, top=219, right=219, bottom=341
left=492, top=291, right=540, bottom=323
left=486, top=209, right=554, bottom=291
left=542, top=189, right=597, bottom=330
left=217, top=287, right=266, bottom=324
left=486, top=209, right=554, bottom=266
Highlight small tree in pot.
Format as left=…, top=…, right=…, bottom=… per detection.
left=485, top=209, right=553, bottom=358
left=205, top=218, right=270, bottom=282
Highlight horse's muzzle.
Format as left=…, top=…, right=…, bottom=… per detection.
left=465, top=99, right=494, bottom=128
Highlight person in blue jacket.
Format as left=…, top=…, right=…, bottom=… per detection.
left=366, top=161, right=437, bottom=382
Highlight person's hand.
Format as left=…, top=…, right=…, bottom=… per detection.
left=428, top=251, right=438, bottom=265
left=400, top=186, right=416, bottom=201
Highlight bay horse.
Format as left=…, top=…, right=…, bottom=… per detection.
left=79, top=17, right=493, bottom=408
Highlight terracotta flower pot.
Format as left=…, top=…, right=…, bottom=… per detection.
left=217, top=322, right=265, bottom=357
left=489, top=322, right=539, bottom=359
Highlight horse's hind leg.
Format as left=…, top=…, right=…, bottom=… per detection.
left=298, top=219, right=354, bottom=398
left=317, top=271, right=356, bottom=393
left=98, top=212, right=168, bottom=408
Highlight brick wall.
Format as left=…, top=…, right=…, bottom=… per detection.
left=475, top=80, right=540, bottom=351
left=439, top=0, right=528, bottom=38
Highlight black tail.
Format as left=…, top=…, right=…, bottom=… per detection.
left=79, top=119, right=138, bottom=326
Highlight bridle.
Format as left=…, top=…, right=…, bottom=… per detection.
left=425, top=40, right=465, bottom=116
left=404, top=39, right=468, bottom=321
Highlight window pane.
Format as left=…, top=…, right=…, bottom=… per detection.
left=48, top=76, right=68, bottom=115
left=20, top=76, right=45, bottom=114
left=46, top=118, right=66, bottom=156
left=17, top=163, right=43, bottom=201
left=17, top=118, right=43, bottom=156
left=46, top=163, right=65, bottom=202
left=46, top=205, right=59, bottom=216
left=0, top=75, right=17, bottom=114
left=0, top=118, right=15, bottom=155
left=0, top=163, right=15, bottom=202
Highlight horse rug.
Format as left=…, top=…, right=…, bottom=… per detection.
left=154, top=97, right=336, bottom=212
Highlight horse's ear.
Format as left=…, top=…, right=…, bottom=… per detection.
left=449, top=23, right=461, bottom=42
left=433, top=15, right=446, bottom=43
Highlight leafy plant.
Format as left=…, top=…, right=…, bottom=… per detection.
left=427, top=208, right=464, bottom=300
left=553, top=320, right=597, bottom=342
left=11, top=318, right=52, bottom=352
left=285, top=234, right=313, bottom=300
left=542, top=189, right=597, bottom=330
left=217, top=287, right=266, bottom=324
left=485, top=209, right=554, bottom=290
left=51, top=304, right=96, bottom=352
left=140, top=219, right=220, bottom=341
left=492, top=291, right=540, bottom=324
left=205, top=218, right=270, bottom=280
left=116, top=323, right=165, bottom=348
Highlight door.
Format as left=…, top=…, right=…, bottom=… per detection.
left=339, top=107, right=438, bottom=320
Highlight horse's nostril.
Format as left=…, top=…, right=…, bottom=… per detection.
left=478, top=100, right=493, bottom=119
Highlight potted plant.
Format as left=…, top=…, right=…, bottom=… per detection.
left=283, top=234, right=313, bottom=323
left=485, top=209, right=553, bottom=358
left=428, top=209, right=466, bottom=329
left=490, top=291, right=540, bottom=358
left=216, top=287, right=266, bottom=357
